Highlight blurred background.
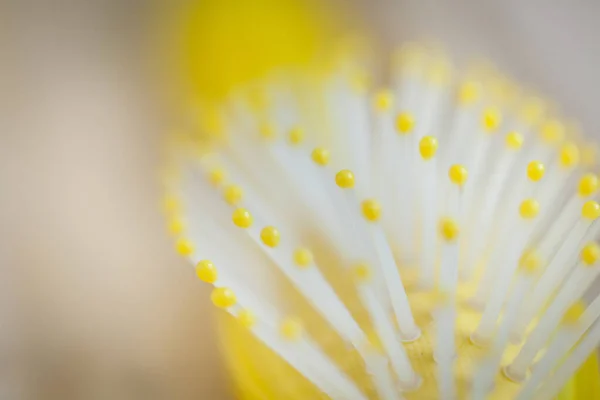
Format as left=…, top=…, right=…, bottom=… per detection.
left=2, top=0, right=600, bottom=398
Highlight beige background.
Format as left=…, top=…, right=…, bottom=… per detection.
left=2, top=1, right=600, bottom=399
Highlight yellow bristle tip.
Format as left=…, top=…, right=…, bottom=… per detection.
left=579, top=174, right=599, bottom=197
left=527, top=161, right=545, bottom=182
left=311, top=147, right=330, bottom=166
left=581, top=242, right=600, bottom=266
left=232, top=208, right=253, bottom=228
left=175, top=238, right=194, bottom=256
left=482, top=107, right=502, bottom=132
left=562, top=301, right=586, bottom=325
left=260, top=226, right=280, bottom=247
left=582, top=201, right=600, bottom=220
left=361, top=199, right=381, bottom=222
left=335, top=169, right=355, bottom=189
left=163, top=195, right=180, bottom=214
left=519, top=199, right=540, bottom=219
left=449, top=164, right=468, bottom=186
left=224, top=185, right=244, bottom=205
left=288, top=127, right=304, bottom=146
left=168, top=218, right=185, bottom=235
left=540, top=120, right=565, bottom=144
left=352, top=263, right=372, bottom=282
left=259, top=122, right=276, bottom=140
left=439, top=217, right=460, bottom=242
left=237, top=309, right=256, bottom=328
left=505, top=132, right=524, bottom=150
left=374, top=90, right=393, bottom=111
left=395, top=112, right=415, bottom=134
left=559, top=142, right=580, bottom=168
left=293, top=248, right=313, bottom=268
left=458, top=81, right=480, bottom=105
left=211, top=287, right=237, bottom=308
left=419, top=136, right=439, bottom=160
left=519, top=249, right=541, bottom=274
left=208, top=168, right=226, bottom=186
left=196, top=260, right=218, bottom=283
left=280, top=317, right=303, bottom=341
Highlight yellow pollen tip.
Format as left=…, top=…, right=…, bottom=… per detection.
left=458, top=81, right=480, bottom=105
left=259, top=122, right=276, bottom=140
left=175, top=238, right=194, bottom=256
left=168, top=218, right=185, bottom=235
left=224, top=185, right=243, bottom=205
left=582, top=201, right=600, bottom=220
left=581, top=242, right=600, bottom=266
left=311, top=147, right=330, bottom=166
left=559, top=142, right=580, bottom=168
left=361, top=199, right=381, bottom=222
left=395, top=112, right=415, bottom=134
left=374, top=90, right=393, bottom=111
left=211, top=287, right=237, bottom=308
left=196, top=260, right=218, bottom=283
left=540, top=120, right=565, bottom=144
left=439, top=217, right=460, bottom=242
left=562, top=301, right=586, bottom=325
left=505, top=132, right=524, bottom=150
left=288, top=127, right=304, bottom=146
left=208, top=168, right=226, bottom=186
left=232, top=208, right=253, bottom=228
left=237, top=309, right=256, bottom=328
left=260, top=226, right=280, bottom=247
left=280, top=317, right=303, bottom=341
left=419, top=136, right=439, bottom=160
left=519, top=249, right=541, bottom=274
left=163, top=195, right=180, bottom=214
left=449, top=164, right=468, bottom=186
left=482, top=107, right=502, bottom=132
left=579, top=174, right=599, bottom=197
left=352, top=263, right=372, bottom=282
left=335, top=169, right=355, bottom=189
left=293, top=248, right=313, bottom=268
left=527, top=161, right=545, bottom=182
left=519, top=199, right=540, bottom=219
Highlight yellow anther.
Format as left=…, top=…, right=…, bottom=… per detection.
left=211, top=287, right=237, bottom=308
left=293, top=248, right=313, bottom=268
left=539, top=120, right=565, bottom=144
left=439, top=217, right=460, bottom=242
left=311, top=147, right=330, bottom=166
left=175, top=238, right=194, bottom=256
left=163, top=195, right=180, bottom=214
left=280, top=317, right=303, bottom=341
left=260, top=226, right=280, bottom=247
left=259, top=122, right=276, bottom=140
left=559, top=142, right=580, bottom=168
left=581, top=242, right=600, bottom=266
left=374, top=90, right=393, bottom=111
left=352, top=263, right=372, bottom=282
left=578, top=174, right=599, bottom=197
left=505, top=132, right=524, bottom=150
left=288, top=127, right=304, bottom=146
left=419, top=136, right=439, bottom=160
left=395, top=112, right=415, bottom=134
left=361, top=199, right=381, bottom=222
left=527, top=161, right=545, bottom=182
left=232, top=208, right=253, bottom=228
left=482, top=107, right=502, bottom=132
left=519, top=199, right=540, bottom=219
left=519, top=249, right=541, bottom=274
left=168, top=218, right=185, bottom=235
left=561, top=301, right=586, bottom=325
left=335, top=169, right=355, bottom=189
left=458, top=81, right=481, bottom=105
left=237, top=309, right=256, bottom=328
left=224, top=185, right=243, bottom=205
left=196, top=260, right=218, bottom=283
left=449, top=164, right=468, bottom=186
left=519, top=97, right=545, bottom=125
left=582, top=201, right=600, bottom=220
left=208, top=168, right=226, bottom=186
